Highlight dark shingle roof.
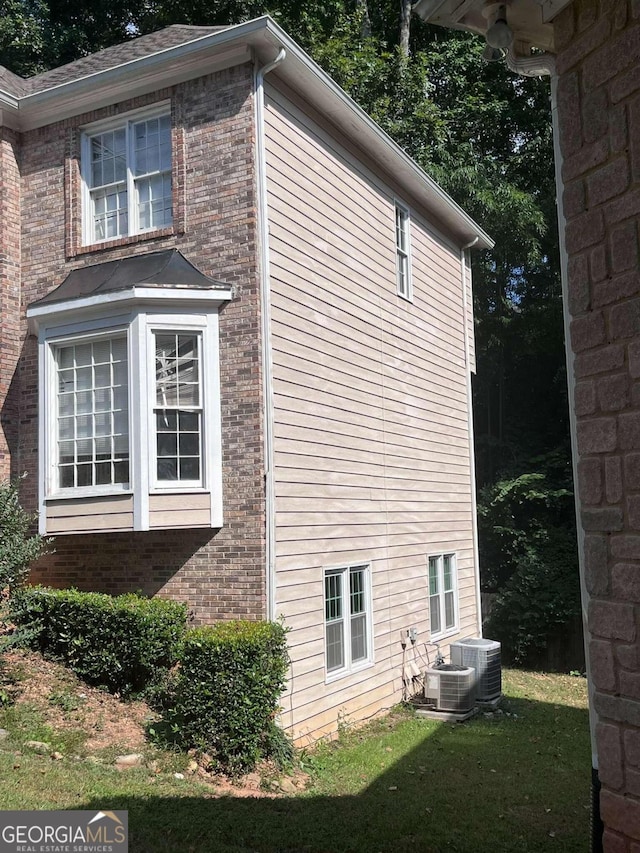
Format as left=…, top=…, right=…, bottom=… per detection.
left=1, top=25, right=226, bottom=97
left=0, top=65, right=30, bottom=97
left=30, top=248, right=229, bottom=308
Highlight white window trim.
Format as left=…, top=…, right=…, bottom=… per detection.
left=146, top=314, right=217, bottom=494
left=394, top=199, right=413, bottom=302
left=80, top=102, right=172, bottom=247
left=29, top=290, right=229, bottom=534
left=44, top=325, right=132, bottom=499
left=428, top=552, right=459, bottom=641
left=323, top=561, right=374, bottom=683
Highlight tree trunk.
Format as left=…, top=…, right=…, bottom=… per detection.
left=399, top=0, right=411, bottom=59
left=357, top=0, right=372, bottom=39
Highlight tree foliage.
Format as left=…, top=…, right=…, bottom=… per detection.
left=0, top=478, right=50, bottom=593
left=479, top=454, right=580, bottom=663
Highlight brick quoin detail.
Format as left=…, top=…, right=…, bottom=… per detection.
left=555, top=0, right=640, bottom=847
left=17, top=64, right=267, bottom=624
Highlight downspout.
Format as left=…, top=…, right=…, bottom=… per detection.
left=507, top=46, right=602, bottom=852
left=255, top=47, right=286, bottom=623
left=460, top=235, right=483, bottom=636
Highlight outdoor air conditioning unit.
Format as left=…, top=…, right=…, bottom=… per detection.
left=423, top=664, right=477, bottom=713
left=450, top=637, right=502, bottom=702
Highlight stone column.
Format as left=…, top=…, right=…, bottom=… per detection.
left=554, top=0, right=640, bottom=847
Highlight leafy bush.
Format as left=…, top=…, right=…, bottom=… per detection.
left=479, top=460, right=581, bottom=665
left=10, top=586, right=187, bottom=696
left=155, top=620, right=289, bottom=774
left=0, top=478, right=51, bottom=593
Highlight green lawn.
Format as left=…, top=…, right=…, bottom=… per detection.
left=0, top=669, right=590, bottom=853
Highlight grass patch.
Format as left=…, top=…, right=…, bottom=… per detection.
left=0, top=702, right=88, bottom=756
left=0, top=666, right=590, bottom=852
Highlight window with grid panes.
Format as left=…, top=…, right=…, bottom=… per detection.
left=154, top=332, right=202, bottom=484
left=428, top=553, right=458, bottom=638
left=54, top=336, right=129, bottom=490
left=324, top=563, right=371, bottom=676
left=83, top=110, right=172, bottom=244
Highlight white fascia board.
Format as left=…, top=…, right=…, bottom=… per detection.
left=0, top=98, right=20, bottom=129
left=26, top=286, right=232, bottom=333
left=16, top=45, right=252, bottom=131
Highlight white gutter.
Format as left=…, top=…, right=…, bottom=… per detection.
left=505, top=47, right=556, bottom=77
left=507, top=45, right=598, bottom=772
left=255, top=46, right=286, bottom=622
left=460, top=235, right=484, bottom=636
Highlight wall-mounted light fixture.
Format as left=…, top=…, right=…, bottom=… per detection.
left=482, top=3, right=514, bottom=49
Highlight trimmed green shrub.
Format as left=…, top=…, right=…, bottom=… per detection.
left=156, top=621, right=289, bottom=774
left=10, top=586, right=187, bottom=696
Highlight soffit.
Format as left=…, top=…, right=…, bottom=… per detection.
left=413, top=0, right=571, bottom=52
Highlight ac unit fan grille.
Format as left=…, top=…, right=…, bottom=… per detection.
left=424, top=664, right=476, bottom=713
left=450, top=639, right=501, bottom=701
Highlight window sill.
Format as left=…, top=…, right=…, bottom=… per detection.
left=149, top=485, right=209, bottom=494
left=45, top=486, right=133, bottom=501
left=430, top=627, right=460, bottom=643
left=325, top=659, right=374, bottom=686
left=70, top=227, right=178, bottom=259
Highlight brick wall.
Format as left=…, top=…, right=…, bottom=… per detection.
left=555, top=0, right=640, bottom=846
left=17, top=62, right=267, bottom=623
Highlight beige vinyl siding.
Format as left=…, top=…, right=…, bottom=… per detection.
left=46, top=495, right=134, bottom=533
left=265, top=82, right=479, bottom=742
left=148, top=493, right=211, bottom=529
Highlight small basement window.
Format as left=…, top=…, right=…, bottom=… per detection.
left=324, top=562, right=373, bottom=679
left=428, top=553, right=458, bottom=639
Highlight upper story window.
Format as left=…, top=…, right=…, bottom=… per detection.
left=428, top=553, right=458, bottom=639
left=395, top=200, right=412, bottom=301
left=82, top=108, right=172, bottom=245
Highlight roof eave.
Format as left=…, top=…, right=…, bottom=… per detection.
left=3, top=15, right=492, bottom=250
left=26, top=285, right=233, bottom=335
left=257, top=20, right=493, bottom=249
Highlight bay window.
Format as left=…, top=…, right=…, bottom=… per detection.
left=54, top=335, right=129, bottom=490
left=27, top=249, right=231, bottom=535
left=154, top=332, right=202, bottom=485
